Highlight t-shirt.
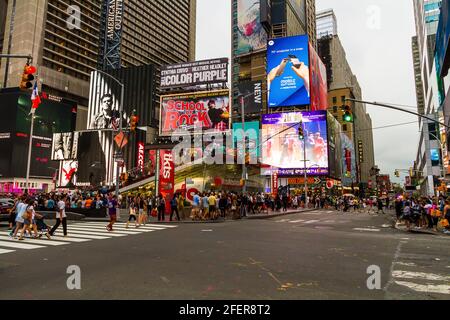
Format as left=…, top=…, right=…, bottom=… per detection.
left=16, top=202, right=26, bottom=222
left=202, top=197, right=209, bottom=208
left=108, top=200, right=117, bottom=215
left=57, top=200, right=67, bottom=219
left=193, top=195, right=200, bottom=208
left=208, top=196, right=216, bottom=206
left=47, top=199, right=55, bottom=209
left=85, top=199, right=93, bottom=208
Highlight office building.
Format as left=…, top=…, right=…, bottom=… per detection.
left=316, top=8, right=337, bottom=39
left=412, top=0, right=443, bottom=196
left=317, top=12, right=376, bottom=190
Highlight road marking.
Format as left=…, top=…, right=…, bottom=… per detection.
left=304, top=220, right=320, bottom=224
left=353, top=228, right=380, bottom=232
left=78, top=222, right=178, bottom=229
left=289, top=220, right=305, bottom=223
left=394, top=262, right=417, bottom=267
left=66, top=226, right=143, bottom=235
left=276, top=219, right=291, bottom=223
left=57, top=229, right=125, bottom=237
left=0, top=236, right=69, bottom=246
left=202, top=230, right=213, bottom=232
left=392, top=271, right=450, bottom=282
left=324, top=220, right=336, bottom=223
left=0, top=248, right=15, bottom=254
left=53, top=232, right=110, bottom=240
left=395, top=281, right=450, bottom=295
left=0, top=240, right=44, bottom=250
left=44, top=236, right=91, bottom=243
left=76, top=223, right=166, bottom=231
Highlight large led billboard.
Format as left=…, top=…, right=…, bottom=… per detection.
left=160, top=58, right=228, bottom=89
left=160, top=90, right=231, bottom=136
left=236, top=0, right=267, bottom=56
left=51, top=132, right=79, bottom=161
left=233, top=121, right=260, bottom=159
left=262, top=111, right=329, bottom=176
left=309, top=43, right=328, bottom=111
left=237, top=81, right=263, bottom=114
left=267, top=35, right=310, bottom=108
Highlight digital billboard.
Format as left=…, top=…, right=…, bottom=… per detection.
left=236, top=0, right=267, bottom=56
left=160, top=90, right=230, bottom=136
left=58, top=160, right=78, bottom=188
left=75, top=130, right=117, bottom=187
left=341, top=133, right=357, bottom=187
left=262, top=111, right=329, bottom=176
left=87, top=64, right=156, bottom=130
left=160, top=58, right=228, bottom=89
left=233, top=121, right=260, bottom=159
left=327, top=112, right=342, bottom=180
left=237, top=81, right=263, bottom=114
left=309, top=43, right=328, bottom=111
left=267, top=35, right=310, bottom=108
left=51, top=132, right=79, bottom=161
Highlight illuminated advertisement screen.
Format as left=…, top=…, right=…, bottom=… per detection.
left=233, top=121, right=260, bottom=158
left=309, top=43, right=328, bottom=111
left=51, top=132, right=79, bottom=161
left=262, top=111, right=329, bottom=176
left=236, top=0, right=267, bottom=56
left=267, top=34, right=310, bottom=108
left=160, top=90, right=230, bottom=136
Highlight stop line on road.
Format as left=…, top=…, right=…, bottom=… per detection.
left=0, top=222, right=177, bottom=256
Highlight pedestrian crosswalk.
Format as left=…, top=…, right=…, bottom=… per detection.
left=0, top=222, right=178, bottom=256
left=276, top=218, right=336, bottom=225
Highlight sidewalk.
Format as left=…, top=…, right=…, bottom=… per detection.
left=394, top=221, right=450, bottom=236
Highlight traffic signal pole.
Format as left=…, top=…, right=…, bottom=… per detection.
left=0, top=54, right=33, bottom=88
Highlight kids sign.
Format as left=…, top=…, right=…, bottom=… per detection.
left=159, top=90, right=231, bottom=136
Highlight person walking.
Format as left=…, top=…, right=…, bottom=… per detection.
left=157, top=194, right=166, bottom=222
left=125, top=200, right=138, bottom=229
left=170, top=194, right=181, bottom=221
left=377, top=198, right=385, bottom=214
left=49, top=196, right=68, bottom=237
left=106, top=195, right=119, bottom=232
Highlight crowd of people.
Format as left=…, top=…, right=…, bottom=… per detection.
left=393, top=196, right=450, bottom=234
left=2, top=190, right=450, bottom=237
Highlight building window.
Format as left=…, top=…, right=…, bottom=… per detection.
left=332, top=96, right=337, bottom=104
left=343, top=124, right=348, bottom=131
left=341, top=96, right=346, bottom=103
left=333, top=106, right=337, bottom=113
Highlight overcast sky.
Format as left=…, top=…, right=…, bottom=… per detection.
left=196, top=0, right=419, bottom=184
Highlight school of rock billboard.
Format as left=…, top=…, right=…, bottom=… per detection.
left=261, top=111, right=329, bottom=177
left=160, top=58, right=229, bottom=89
left=236, top=0, right=268, bottom=56
left=159, top=90, right=231, bottom=136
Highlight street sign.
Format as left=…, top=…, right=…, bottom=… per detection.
left=314, top=178, right=322, bottom=185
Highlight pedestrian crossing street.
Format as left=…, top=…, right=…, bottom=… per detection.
left=0, top=222, right=177, bottom=256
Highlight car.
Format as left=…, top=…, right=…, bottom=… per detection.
left=0, top=198, right=14, bottom=221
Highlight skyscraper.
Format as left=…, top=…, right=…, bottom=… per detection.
left=411, top=0, right=443, bottom=195
left=316, top=9, right=337, bottom=39
left=0, top=0, right=197, bottom=129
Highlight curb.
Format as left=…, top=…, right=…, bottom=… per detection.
left=244, top=209, right=317, bottom=220
left=393, top=224, right=447, bottom=236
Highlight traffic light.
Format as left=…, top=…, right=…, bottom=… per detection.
left=130, top=115, right=139, bottom=131
left=298, top=123, right=304, bottom=140
left=394, top=170, right=400, bottom=178
left=342, top=105, right=353, bottom=123
left=19, top=64, right=37, bottom=89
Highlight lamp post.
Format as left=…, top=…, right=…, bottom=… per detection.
left=94, top=70, right=124, bottom=198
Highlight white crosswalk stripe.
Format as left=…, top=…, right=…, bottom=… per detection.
left=0, top=249, right=15, bottom=255
left=393, top=270, right=450, bottom=295
left=0, top=222, right=177, bottom=256
left=304, top=220, right=320, bottom=224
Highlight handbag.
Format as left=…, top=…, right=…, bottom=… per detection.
left=151, top=208, right=158, bottom=217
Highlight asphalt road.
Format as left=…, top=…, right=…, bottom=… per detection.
left=0, top=209, right=449, bottom=300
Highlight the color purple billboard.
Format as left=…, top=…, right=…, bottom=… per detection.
left=261, top=111, right=329, bottom=176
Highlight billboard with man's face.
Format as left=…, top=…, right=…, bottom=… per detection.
left=261, top=111, right=329, bottom=176
left=267, top=35, right=310, bottom=108
left=236, top=0, right=267, bottom=56
left=159, top=90, right=231, bottom=136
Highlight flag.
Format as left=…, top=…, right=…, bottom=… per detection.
left=31, top=81, right=41, bottom=109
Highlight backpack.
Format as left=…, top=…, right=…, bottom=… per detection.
left=170, top=198, right=177, bottom=207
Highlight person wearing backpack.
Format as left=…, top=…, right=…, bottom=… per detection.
left=170, top=194, right=180, bottom=221
left=49, top=196, right=68, bottom=237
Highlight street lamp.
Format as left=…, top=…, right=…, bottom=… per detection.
left=94, top=69, right=124, bottom=198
